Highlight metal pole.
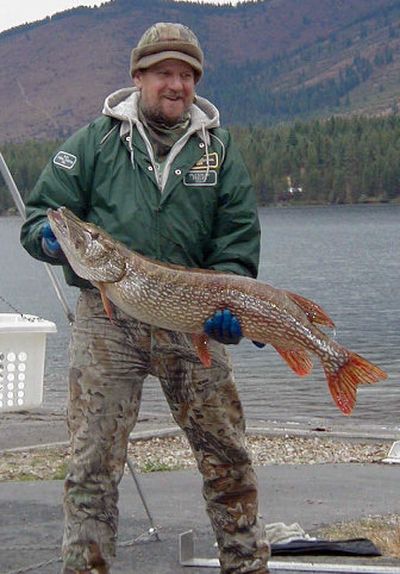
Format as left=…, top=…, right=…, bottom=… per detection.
left=126, top=457, right=160, bottom=540
left=0, top=152, right=75, bottom=324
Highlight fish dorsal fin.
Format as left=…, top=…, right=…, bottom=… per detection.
left=285, top=291, right=335, bottom=328
left=273, top=346, right=313, bottom=376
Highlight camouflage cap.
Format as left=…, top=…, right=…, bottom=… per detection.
left=130, top=22, right=204, bottom=82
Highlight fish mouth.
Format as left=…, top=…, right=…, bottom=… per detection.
left=47, top=207, right=97, bottom=247
left=47, top=207, right=67, bottom=233
left=47, top=207, right=76, bottom=246
left=47, top=207, right=66, bottom=224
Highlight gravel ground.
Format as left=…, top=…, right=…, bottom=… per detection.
left=0, top=433, right=390, bottom=481
left=1, top=433, right=399, bottom=559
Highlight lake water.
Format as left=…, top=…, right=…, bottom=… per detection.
left=1, top=205, right=399, bottom=433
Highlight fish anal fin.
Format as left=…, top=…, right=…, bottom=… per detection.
left=191, top=333, right=212, bottom=368
left=323, top=351, right=387, bottom=416
left=97, top=282, right=114, bottom=323
left=273, top=345, right=313, bottom=376
left=285, top=291, right=335, bottom=329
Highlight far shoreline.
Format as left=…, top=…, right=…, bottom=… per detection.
left=2, top=198, right=400, bottom=218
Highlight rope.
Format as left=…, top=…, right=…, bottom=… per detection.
left=3, top=529, right=160, bottom=574
left=5, top=555, right=62, bottom=574
left=0, top=294, right=57, bottom=332
left=0, top=294, right=39, bottom=322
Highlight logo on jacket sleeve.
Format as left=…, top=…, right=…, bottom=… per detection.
left=53, top=151, right=77, bottom=170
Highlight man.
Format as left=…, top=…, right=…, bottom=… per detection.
left=21, top=22, right=269, bottom=574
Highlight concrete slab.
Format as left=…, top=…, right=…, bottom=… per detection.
left=1, top=463, right=399, bottom=573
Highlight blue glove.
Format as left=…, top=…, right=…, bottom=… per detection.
left=204, top=309, right=242, bottom=345
left=41, top=221, right=62, bottom=257
left=204, top=309, right=266, bottom=348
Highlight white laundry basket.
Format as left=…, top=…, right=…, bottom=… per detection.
left=0, top=314, right=57, bottom=412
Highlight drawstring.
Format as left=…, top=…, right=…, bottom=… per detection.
left=201, top=121, right=210, bottom=183
left=126, top=115, right=213, bottom=181
left=128, top=119, right=135, bottom=169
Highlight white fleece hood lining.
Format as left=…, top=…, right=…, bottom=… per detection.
left=102, top=87, right=221, bottom=191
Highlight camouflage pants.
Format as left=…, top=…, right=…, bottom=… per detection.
left=62, top=289, right=269, bottom=573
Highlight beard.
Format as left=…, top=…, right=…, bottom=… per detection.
left=139, top=96, right=190, bottom=127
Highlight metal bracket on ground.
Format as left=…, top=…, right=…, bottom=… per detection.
left=382, top=441, right=400, bottom=464
left=178, top=530, right=400, bottom=573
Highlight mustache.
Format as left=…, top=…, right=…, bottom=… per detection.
left=163, top=92, right=184, bottom=99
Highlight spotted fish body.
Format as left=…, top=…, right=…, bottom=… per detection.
left=48, top=207, right=387, bottom=415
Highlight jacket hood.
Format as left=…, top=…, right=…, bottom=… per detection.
left=102, top=87, right=220, bottom=138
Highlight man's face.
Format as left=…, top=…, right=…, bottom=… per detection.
left=134, top=59, right=196, bottom=125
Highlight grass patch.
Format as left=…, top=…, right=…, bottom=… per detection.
left=315, top=514, right=400, bottom=558
left=141, top=460, right=182, bottom=473
left=0, top=447, right=70, bottom=482
left=0, top=444, right=186, bottom=481
left=52, top=461, right=69, bottom=480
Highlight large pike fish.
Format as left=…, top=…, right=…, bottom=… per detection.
left=48, top=207, right=387, bottom=415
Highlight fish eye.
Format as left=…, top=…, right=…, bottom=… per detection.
left=91, top=232, right=99, bottom=240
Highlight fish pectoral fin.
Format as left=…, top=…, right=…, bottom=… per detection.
left=323, top=351, right=387, bottom=416
left=97, top=282, right=114, bottom=323
left=285, top=291, right=335, bottom=329
left=273, top=345, right=313, bottom=376
left=191, top=333, right=212, bottom=368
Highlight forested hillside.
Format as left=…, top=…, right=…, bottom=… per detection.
left=1, top=115, right=399, bottom=213
left=1, top=0, right=400, bottom=141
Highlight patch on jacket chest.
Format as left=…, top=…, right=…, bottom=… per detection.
left=53, top=151, right=77, bottom=170
left=184, top=170, right=217, bottom=186
left=184, top=152, right=218, bottom=186
left=191, top=152, right=219, bottom=171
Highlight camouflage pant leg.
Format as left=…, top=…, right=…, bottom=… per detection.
left=62, top=290, right=152, bottom=573
left=155, top=338, right=270, bottom=574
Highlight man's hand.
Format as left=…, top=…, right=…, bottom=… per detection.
left=40, top=221, right=62, bottom=257
left=204, top=309, right=242, bottom=345
left=204, top=308, right=266, bottom=348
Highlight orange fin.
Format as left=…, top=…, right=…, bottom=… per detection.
left=191, top=333, right=212, bottom=367
left=323, top=352, right=387, bottom=416
left=285, top=291, right=335, bottom=328
left=273, top=346, right=313, bottom=376
left=98, top=282, right=114, bottom=322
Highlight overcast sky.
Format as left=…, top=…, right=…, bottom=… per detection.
left=0, top=0, right=244, bottom=34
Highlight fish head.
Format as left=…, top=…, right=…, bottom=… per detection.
left=47, top=207, right=126, bottom=283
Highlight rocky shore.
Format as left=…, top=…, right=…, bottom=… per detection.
left=0, top=431, right=390, bottom=482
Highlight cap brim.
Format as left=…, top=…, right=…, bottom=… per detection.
left=134, top=51, right=203, bottom=80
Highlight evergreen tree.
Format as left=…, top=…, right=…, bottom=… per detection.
left=1, top=115, right=400, bottom=213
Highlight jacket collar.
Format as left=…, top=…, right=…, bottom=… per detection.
left=102, top=87, right=220, bottom=145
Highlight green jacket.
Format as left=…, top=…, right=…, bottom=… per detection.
left=20, top=88, right=261, bottom=288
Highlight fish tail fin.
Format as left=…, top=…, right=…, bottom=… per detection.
left=273, top=346, right=313, bottom=376
left=285, top=291, right=335, bottom=328
left=323, top=351, right=387, bottom=415
left=191, top=333, right=212, bottom=367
